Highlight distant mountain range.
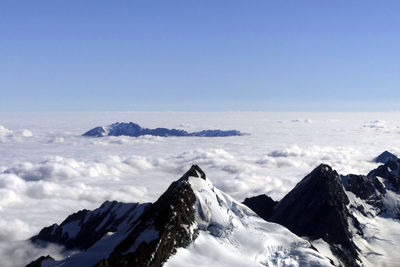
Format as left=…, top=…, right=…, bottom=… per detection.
left=28, top=151, right=400, bottom=267
left=83, top=122, right=245, bottom=137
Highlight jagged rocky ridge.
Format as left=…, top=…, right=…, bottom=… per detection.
left=31, top=201, right=151, bottom=251
left=83, top=122, right=245, bottom=137
left=28, top=165, right=332, bottom=267
left=244, top=151, right=400, bottom=267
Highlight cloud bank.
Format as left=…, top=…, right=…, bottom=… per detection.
left=1, top=112, right=400, bottom=266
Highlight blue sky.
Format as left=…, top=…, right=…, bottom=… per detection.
left=1, top=1, right=400, bottom=111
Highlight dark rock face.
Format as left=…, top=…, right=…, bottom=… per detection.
left=374, top=150, right=398, bottom=163
left=244, top=154, right=400, bottom=266
left=341, top=174, right=385, bottom=212
left=26, top=255, right=54, bottom=267
left=31, top=201, right=150, bottom=251
left=83, top=122, right=245, bottom=138
left=96, top=165, right=203, bottom=267
left=242, top=194, right=277, bottom=221
left=270, top=164, right=361, bottom=267
left=341, top=174, right=387, bottom=219
left=345, top=174, right=385, bottom=199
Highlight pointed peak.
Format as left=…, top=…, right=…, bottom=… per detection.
left=374, top=150, right=398, bottom=164
left=181, top=165, right=206, bottom=180
left=313, top=163, right=334, bottom=172
left=303, top=163, right=338, bottom=182
left=291, top=163, right=342, bottom=195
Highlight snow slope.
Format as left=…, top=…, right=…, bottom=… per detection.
left=165, top=175, right=332, bottom=267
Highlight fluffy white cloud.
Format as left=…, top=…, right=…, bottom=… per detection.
left=0, top=125, right=13, bottom=136
left=0, top=125, right=34, bottom=143
left=20, top=129, right=33, bottom=137
left=0, top=112, right=399, bottom=266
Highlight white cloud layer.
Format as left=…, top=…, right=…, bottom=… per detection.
left=0, top=125, right=33, bottom=143
left=1, top=111, right=400, bottom=266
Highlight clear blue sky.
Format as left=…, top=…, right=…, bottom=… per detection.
left=1, top=1, right=400, bottom=111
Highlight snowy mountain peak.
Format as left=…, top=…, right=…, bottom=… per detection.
left=28, top=165, right=333, bottom=267
left=180, top=164, right=206, bottom=180
left=168, top=167, right=333, bottom=267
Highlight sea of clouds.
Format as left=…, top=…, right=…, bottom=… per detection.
left=1, top=111, right=400, bottom=266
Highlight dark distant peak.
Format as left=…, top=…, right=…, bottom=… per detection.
left=83, top=122, right=246, bottom=138
left=180, top=165, right=206, bottom=181
left=243, top=194, right=277, bottom=221
left=374, top=150, right=399, bottom=164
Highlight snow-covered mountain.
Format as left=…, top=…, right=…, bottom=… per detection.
left=28, top=165, right=332, bottom=267
left=244, top=151, right=400, bottom=267
left=83, top=122, right=245, bottom=137
left=28, top=151, right=400, bottom=267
